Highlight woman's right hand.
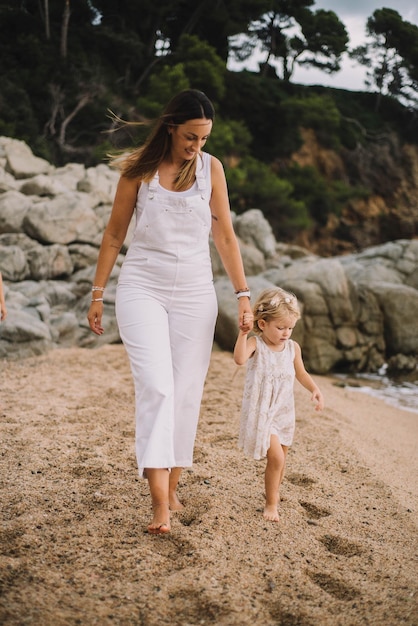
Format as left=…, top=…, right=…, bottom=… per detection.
left=87, top=302, right=104, bottom=335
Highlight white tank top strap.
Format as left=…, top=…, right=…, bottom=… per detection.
left=148, top=172, right=159, bottom=198
left=197, top=152, right=211, bottom=201
left=196, top=154, right=206, bottom=199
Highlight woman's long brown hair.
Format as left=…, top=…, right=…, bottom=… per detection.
left=111, top=90, right=215, bottom=191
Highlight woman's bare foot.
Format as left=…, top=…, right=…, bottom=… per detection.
left=169, top=491, right=185, bottom=512
left=147, top=502, right=171, bottom=534
left=263, top=504, right=280, bottom=522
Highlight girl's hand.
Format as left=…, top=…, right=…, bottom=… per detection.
left=87, top=302, right=104, bottom=335
left=239, top=298, right=253, bottom=334
left=240, top=312, right=254, bottom=334
left=311, top=389, right=324, bottom=412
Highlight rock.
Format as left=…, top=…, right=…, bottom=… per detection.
left=0, top=245, right=29, bottom=281
left=1, top=137, right=51, bottom=179
left=19, top=174, right=70, bottom=196
left=0, top=167, right=19, bottom=192
left=0, top=190, right=32, bottom=233
left=387, top=353, right=417, bottom=374
left=22, top=193, right=102, bottom=245
left=368, top=282, right=418, bottom=355
left=27, top=244, right=74, bottom=280
left=52, top=163, right=86, bottom=191
left=234, top=209, right=277, bottom=258
left=0, top=307, right=52, bottom=343
left=77, top=164, right=119, bottom=205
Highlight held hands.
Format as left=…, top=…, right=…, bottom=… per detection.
left=239, top=298, right=253, bottom=334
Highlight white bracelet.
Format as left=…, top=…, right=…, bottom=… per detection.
left=91, top=298, right=104, bottom=302
left=236, top=290, right=251, bottom=299
left=92, top=286, right=105, bottom=292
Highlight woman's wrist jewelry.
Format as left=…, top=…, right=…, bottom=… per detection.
left=235, top=287, right=249, bottom=294
left=236, top=290, right=251, bottom=300
left=91, top=297, right=104, bottom=302
left=92, top=286, right=105, bottom=292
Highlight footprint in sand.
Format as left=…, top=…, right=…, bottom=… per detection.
left=299, top=500, right=331, bottom=520
left=320, top=533, right=363, bottom=557
left=286, top=473, right=317, bottom=487
left=307, top=571, right=359, bottom=601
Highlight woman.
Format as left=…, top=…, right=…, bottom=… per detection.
left=87, top=89, right=252, bottom=534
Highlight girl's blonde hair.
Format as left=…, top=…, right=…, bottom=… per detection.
left=110, top=89, right=215, bottom=192
left=252, top=287, right=300, bottom=335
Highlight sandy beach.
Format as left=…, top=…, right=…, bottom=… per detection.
left=1, top=344, right=417, bottom=625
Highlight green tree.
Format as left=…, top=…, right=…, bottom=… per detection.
left=281, top=93, right=341, bottom=148
left=226, top=156, right=310, bottom=237
left=350, top=9, right=418, bottom=110
left=135, top=35, right=226, bottom=118
left=158, top=0, right=271, bottom=61
left=206, top=119, right=252, bottom=163
left=285, top=164, right=369, bottom=226
left=173, top=35, right=226, bottom=101
left=230, top=0, right=348, bottom=81
left=92, top=0, right=271, bottom=66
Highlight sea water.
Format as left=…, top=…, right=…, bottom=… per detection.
left=333, top=366, right=418, bottom=414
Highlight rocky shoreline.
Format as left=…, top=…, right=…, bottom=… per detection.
left=0, top=136, right=417, bottom=376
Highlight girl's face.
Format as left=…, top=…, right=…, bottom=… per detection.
left=170, top=119, right=212, bottom=162
left=257, top=315, right=297, bottom=350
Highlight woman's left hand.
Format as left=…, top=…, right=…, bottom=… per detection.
left=238, top=298, right=253, bottom=333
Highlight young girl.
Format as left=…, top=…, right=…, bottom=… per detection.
left=234, top=287, right=324, bottom=522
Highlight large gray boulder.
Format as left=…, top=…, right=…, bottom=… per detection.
left=234, top=209, right=277, bottom=258
left=0, top=190, right=32, bottom=233
left=369, top=282, right=418, bottom=354
left=1, top=137, right=51, bottom=179
left=22, top=193, right=102, bottom=245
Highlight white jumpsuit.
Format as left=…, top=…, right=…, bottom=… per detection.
left=115, top=152, right=218, bottom=477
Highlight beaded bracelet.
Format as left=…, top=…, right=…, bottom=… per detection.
left=235, top=287, right=249, bottom=294
left=92, top=286, right=105, bottom=292
left=91, top=297, right=104, bottom=302
left=236, top=290, right=251, bottom=300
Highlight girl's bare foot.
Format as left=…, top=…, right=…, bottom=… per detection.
left=263, top=504, right=280, bottom=522
left=169, top=491, right=185, bottom=512
left=147, top=502, right=171, bottom=534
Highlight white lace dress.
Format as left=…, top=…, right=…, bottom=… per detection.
left=239, top=336, right=296, bottom=460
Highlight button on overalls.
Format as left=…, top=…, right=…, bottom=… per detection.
left=116, top=152, right=218, bottom=477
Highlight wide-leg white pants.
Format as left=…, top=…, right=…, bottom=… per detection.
left=116, top=282, right=218, bottom=477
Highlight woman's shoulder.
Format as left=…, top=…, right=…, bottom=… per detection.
left=204, top=152, right=222, bottom=169
left=206, top=153, right=226, bottom=185
left=117, top=175, right=142, bottom=194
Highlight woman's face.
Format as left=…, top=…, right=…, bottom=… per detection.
left=170, top=118, right=212, bottom=162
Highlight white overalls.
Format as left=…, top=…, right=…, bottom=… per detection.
left=115, top=152, right=218, bottom=477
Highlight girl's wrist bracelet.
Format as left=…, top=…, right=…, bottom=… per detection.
left=91, top=297, right=104, bottom=302
left=92, top=285, right=105, bottom=292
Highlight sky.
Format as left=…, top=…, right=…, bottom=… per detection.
left=228, top=1, right=418, bottom=91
